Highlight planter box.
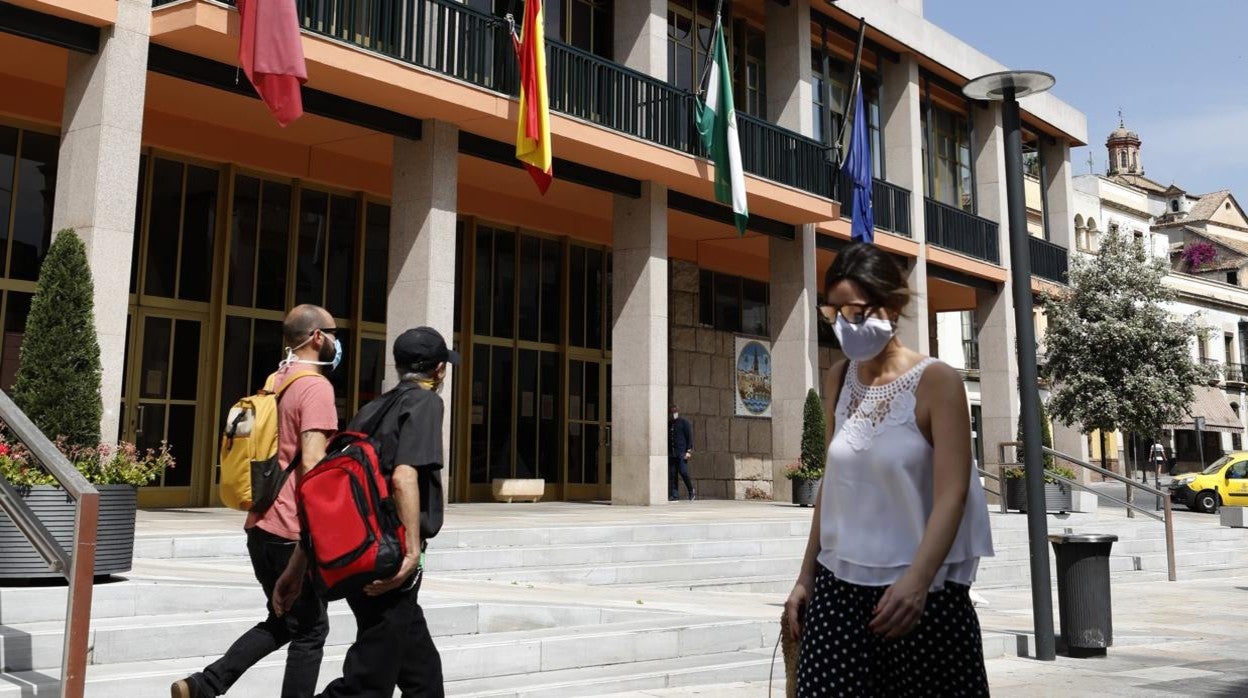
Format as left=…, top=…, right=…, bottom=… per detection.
left=0, top=484, right=137, bottom=579
left=491, top=478, right=545, bottom=503
left=1006, top=479, right=1073, bottom=513
left=792, top=478, right=820, bottom=507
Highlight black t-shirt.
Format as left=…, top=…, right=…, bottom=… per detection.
left=348, top=382, right=445, bottom=539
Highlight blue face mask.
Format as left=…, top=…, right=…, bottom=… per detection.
left=328, top=338, right=343, bottom=372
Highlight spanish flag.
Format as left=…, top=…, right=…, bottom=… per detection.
left=513, top=0, right=553, bottom=194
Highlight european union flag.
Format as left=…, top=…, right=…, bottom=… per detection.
left=843, top=79, right=874, bottom=243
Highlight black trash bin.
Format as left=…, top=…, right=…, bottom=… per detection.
left=1048, top=533, right=1118, bottom=657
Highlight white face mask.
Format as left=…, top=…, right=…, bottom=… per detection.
left=834, top=315, right=896, bottom=361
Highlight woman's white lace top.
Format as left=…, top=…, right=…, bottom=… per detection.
left=817, top=358, right=994, bottom=589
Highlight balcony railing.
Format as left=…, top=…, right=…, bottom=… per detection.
left=963, top=338, right=981, bottom=372
left=160, top=0, right=841, bottom=202
left=1029, top=236, right=1069, bottom=284
left=923, top=197, right=1000, bottom=264
left=836, top=171, right=913, bottom=238
left=1199, top=357, right=1246, bottom=385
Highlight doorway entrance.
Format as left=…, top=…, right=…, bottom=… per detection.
left=121, top=309, right=210, bottom=507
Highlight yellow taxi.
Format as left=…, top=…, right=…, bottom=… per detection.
left=1169, top=453, right=1248, bottom=513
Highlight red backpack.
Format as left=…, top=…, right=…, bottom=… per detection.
left=297, top=430, right=405, bottom=600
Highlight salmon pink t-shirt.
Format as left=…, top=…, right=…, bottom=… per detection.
left=245, top=364, right=338, bottom=540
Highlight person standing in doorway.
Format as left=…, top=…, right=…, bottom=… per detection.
left=785, top=243, right=994, bottom=696
left=669, top=404, right=695, bottom=501
left=286, top=326, right=453, bottom=697
left=173, top=304, right=339, bottom=698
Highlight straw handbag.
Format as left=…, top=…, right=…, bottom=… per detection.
left=778, top=610, right=799, bottom=698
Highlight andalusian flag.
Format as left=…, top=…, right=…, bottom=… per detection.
left=513, top=0, right=553, bottom=194
left=695, top=16, right=748, bottom=235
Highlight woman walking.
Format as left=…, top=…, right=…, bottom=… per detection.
left=785, top=243, right=994, bottom=696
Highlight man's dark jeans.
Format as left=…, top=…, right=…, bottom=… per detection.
left=196, top=527, right=329, bottom=697
left=317, top=573, right=444, bottom=697
left=669, top=456, right=693, bottom=499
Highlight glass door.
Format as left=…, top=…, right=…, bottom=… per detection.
left=565, top=357, right=611, bottom=500
left=122, top=309, right=209, bottom=507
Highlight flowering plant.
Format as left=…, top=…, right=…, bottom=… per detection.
left=1181, top=241, right=1217, bottom=270
left=783, top=461, right=823, bottom=481
left=0, top=432, right=174, bottom=488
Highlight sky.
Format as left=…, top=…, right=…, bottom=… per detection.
left=925, top=0, right=1248, bottom=199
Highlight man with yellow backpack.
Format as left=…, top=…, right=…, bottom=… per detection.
left=173, top=304, right=341, bottom=698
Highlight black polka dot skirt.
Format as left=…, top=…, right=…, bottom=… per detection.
left=796, top=565, right=990, bottom=697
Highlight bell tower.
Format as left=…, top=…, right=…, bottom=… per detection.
left=1106, top=111, right=1142, bottom=176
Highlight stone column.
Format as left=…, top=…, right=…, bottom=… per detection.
left=769, top=226, right=819, bottom=503
left=51, top=0, right=151, bottom=444
left=612, top=183, right=669, bottom=505
left=765, top=0, right=813, bottom=136
left=1052, top=421, right=1092, bottom=484
left=971, top=102, right=1020, bottom=471
left=1041, top=138, right=1075, bottom=250
left=614, top=0, right=667, bottom=79
left=881, top=54, right=929, bottom=353
left=387, top=121, right=459, bottom=463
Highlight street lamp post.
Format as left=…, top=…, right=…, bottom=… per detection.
left=964, top=70, right=1058, bottom=662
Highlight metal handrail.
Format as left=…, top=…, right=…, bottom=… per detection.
left=976, top=467, right=1007, bottom=513
left=0, top=389, right=98, bottom=698
left=997, top=441, right=1176, bottom=582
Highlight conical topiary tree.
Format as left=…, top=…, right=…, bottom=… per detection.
left=800, top=388, right=826, bottom=477
left=12, top=230, right=102, bottom=450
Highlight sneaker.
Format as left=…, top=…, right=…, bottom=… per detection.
left=688, top=489, right=697, bottom=501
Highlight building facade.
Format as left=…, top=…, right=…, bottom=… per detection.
left=1072, top=121, right=1248, bottom=472
left=0, top=0, right=1085, bottom=506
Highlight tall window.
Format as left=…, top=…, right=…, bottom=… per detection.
left=733, top=19, right=766, bottom=117
left=0, top=124, right=57, bottom=390
left=923, top=103, right=974, bottom=212
left=1120, top=150, right=1127, bottom=168
left=667, top=0, right=717, bottom=93
left=546, top=0, right=613, bottom=58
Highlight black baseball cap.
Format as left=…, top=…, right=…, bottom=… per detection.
left=394, top=327, right=461, bottom=372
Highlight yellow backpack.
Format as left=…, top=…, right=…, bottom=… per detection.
left=220, top=370, right=322, bottom=513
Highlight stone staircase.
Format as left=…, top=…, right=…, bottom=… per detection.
left=0, top=505, right=1245, bottom=696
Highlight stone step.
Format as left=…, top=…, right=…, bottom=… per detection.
left=0, top=631, right=1019, bottom=697
left=0, top=617, right=777, bottom=697
left=0, top=599, right=675, bottom=673
left=0, top=581, right=263, bottom=625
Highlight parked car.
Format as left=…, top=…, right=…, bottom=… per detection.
left=1169, top=453, right=1248, bottom=513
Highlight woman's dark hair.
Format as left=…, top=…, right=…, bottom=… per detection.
left=823, top=242, right=911, bottom=313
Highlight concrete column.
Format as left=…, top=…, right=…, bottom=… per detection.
left=387, top=121, right=459, bottom=461
left=971, top=102, right=1019, bottom=472
left=881, top=54, right=928, bottom=353
left=614, top=0, right=667, bottom=79
left=1041, top=138, right=1075, bottom=250
left=765, top=0, right=813, bottom=137
left=50, top=0, right=150, bottom=444
left=1052, top=421, right=1092, bottom=484
left=611, top=182, right=669, bottom=506
left=769, top=225, right=819, bottom=503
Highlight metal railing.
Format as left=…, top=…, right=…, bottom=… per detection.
left=0, top=390, right=98, bottom=697
left=996, top=441, right=1176, bottom=582
left=1227, top=363, right=1247, bottom=384
left=924, top=197, right=1001, bottom=264
left=1029, top=236, right=1069, bottom=284
left=158, top=0, right=845, bottom=202
left=977, top=466, right=1006, bottom=514
left=836, top=172, right=914, bottom=238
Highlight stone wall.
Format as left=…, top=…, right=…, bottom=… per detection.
left=668, top=259, right=844, bottom=500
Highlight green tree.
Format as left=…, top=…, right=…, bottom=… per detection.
left=800, top=388, right=826, bottom=476
left=12, top=230, right=102, bottom=450
left=1041, top=229, right=1211, bottom=469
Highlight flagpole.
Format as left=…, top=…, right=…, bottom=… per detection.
left=697, top=0, right=727, bottom=98
left=838, top=18, right=868, bottom=165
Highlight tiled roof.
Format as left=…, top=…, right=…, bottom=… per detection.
left=1109, top=173, right=1170, bottom=194
left=1188, top=190, right=1232, bottom=222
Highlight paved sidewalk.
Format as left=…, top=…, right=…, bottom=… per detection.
left=603, top=573, right=1248, bottom=697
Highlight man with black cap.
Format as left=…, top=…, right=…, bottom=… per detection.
left=295, top=326, right=458, bottom=697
